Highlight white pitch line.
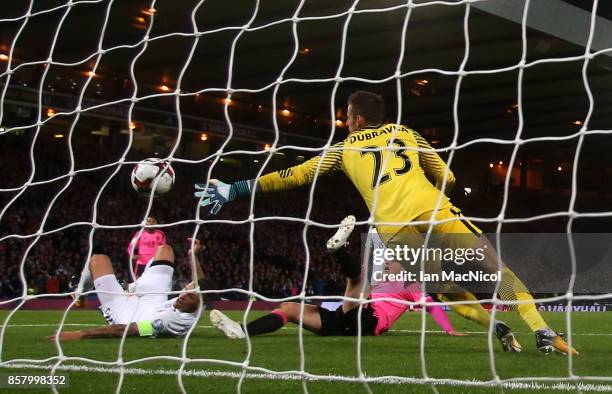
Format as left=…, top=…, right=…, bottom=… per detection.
left=1, top=363, right=611, bottom=392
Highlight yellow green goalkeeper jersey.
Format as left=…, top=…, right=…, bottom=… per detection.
left=257, top=124, right=455, bottom=233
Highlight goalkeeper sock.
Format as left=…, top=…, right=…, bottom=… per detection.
left=438, top=290, right=491, bottom=328
left=330, top=244, right=361, bottom=280
left=499, top=267, right=548, bottom=332
left=244, top=309, right=288, bottom=336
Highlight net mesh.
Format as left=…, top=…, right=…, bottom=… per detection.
left=0, top=0, right=611, bottom=392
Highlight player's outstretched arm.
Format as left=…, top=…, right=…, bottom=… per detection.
left=183, top=238, right=205, bottom=290
left=426, top=299, right=466, bottom=336
left=194, top=179, right=252, bottom=215
left=195, top=143, right=343, bottom=214
left=47, top=323, right=139, bottom=341
left=182, top=238, right=221, bottom=301
left=402, top=284, right=466, bottom=336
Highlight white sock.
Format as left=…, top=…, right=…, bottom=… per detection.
left=79, top=267, right=92, bottom=292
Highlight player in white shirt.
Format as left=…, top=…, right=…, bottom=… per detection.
left=48, top=240, right=205, bottom=340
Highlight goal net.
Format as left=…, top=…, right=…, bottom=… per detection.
left=1, top=0, right=612, bottom=392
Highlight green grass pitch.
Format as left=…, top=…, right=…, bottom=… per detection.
left=0, top=310, right=610, bottom=393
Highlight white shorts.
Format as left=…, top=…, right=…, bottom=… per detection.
left=95, top=263, right=174, bottom=325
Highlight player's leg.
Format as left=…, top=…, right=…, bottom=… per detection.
left=465, top=235, right=548, bottom=331
left=327, top=216, right=384, bottom=336
left=438, top=206, right=577, bottom=355
left=341, top=268, right=366, bottom=314
left=134, top=245, right=174, bottom=302
left=436, top=283, right=522, bottom=352
left=153, top=243, right=174, bottom=263
left=326, top=215, right=369, bottom=313
left=71, top=252, right=116, bottom=307
left=433, top=208, right=547, bottom=331
left=210, top=302, right=325, bottom=339
left=88, top=254, right=129, bottom=324
left=470, top=234, right=577, bottom=354
left=89, top=254, right=117, bottom=281
left=436, top=285, right=491, bottom=327
left=75, top=252, right=115, bottom=294
left=380, top=212, right=523, bottom=349
left=478, top=240, right=577, bottom=354
left=385, top=221, right=440, bottom=278
left=271, top=302, right=325, bottom=333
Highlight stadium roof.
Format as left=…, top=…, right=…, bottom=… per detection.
left=1, top=0, right=611, bottom=149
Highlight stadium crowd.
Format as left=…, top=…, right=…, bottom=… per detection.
left=0, top=135, right=600, bottom=300
left=0, top=138, right=364, bottom=300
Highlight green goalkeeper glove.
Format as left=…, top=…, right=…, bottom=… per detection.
left=194, top=179, right=253, bottom=215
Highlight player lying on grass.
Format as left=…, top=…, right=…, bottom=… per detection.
left=212, top=216, right=520, bottom=351
left=196, top=90, right=576, bottom=355
left=211, top=216, right=467, bottom=339
left=367, top=225, right=522, bottom=352
left=48, top=240, right=206, bottom=341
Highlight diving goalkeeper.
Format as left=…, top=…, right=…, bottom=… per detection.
left=195, top=90, right=576, bottom=355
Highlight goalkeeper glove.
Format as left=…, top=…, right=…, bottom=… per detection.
left=194, top=179, right=252, bottom=214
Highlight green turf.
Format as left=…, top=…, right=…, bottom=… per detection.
left=0, top=309, right=610, bottom=393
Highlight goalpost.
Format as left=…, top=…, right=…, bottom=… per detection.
left=0, top=0, right=611, bottom=392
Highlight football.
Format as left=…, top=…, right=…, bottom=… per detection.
left=130, top=158, right=175, bottom=196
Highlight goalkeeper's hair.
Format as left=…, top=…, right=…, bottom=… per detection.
left=348, top=90, right=385, bottom=125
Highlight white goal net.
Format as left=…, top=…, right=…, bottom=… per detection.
left=1, top=0, right=612, bottom=392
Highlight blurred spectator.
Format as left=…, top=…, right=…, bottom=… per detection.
left=0, top=136, right=605, bottom=300
left=127, top=216, right=166, bottom=279
left=46, top=274, right=60, bottom=294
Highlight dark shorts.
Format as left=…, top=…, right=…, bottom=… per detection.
left=318, top=303, right=379, bottom=337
